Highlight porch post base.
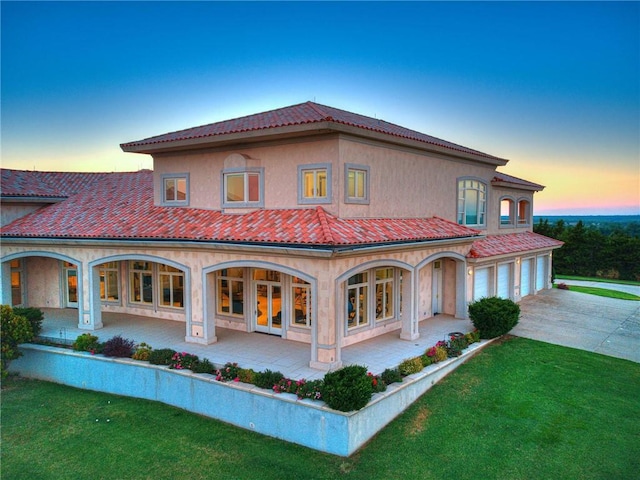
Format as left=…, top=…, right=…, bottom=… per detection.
left=309, top=360, right=343, bottom=371
left=78, top=322, right=103, bottom=330
left=185, top=335, right=218, bottom=345
left=400, top=331, right=420, bottom=341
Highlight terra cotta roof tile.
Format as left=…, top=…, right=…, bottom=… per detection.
left=468, top=232, right=563, bottom=258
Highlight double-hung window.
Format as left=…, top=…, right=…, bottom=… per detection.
left=130, top=261, right=153, bottom=305
left=159, top=265, right=184, bottom=308
left=99, top=262, right=119, bottom=302
left=217, top=268, right=244, bottom=316
left=457, top=178, right=486, bottom=227
left=162, top=174, right=188, bottom=205
left=222, top=168, right=264, bottom=207
left=298, top=164, right=331, bottom=204
left=345, top=164, right=370, bottom=204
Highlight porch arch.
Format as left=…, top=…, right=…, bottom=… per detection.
left=202, top=260, right=318, bottom=356
left=416, top=252, right=468, bottom=319
left=88, top=254, right=192, bottom=337
left=1, top=251, right=84, bottom=328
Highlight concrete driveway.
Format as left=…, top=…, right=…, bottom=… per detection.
left=512, top=289, right=640, bottom=363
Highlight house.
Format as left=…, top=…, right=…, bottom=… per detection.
left=0, top=102, right=562, bottom=371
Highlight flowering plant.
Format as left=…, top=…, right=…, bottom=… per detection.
left=273, top=377, right=323, bottom=400
left=169, top=352, right=199, bottom=370
left=216, top=362, right=241, bottom=382
left=368, top=372, right=387, bottom=393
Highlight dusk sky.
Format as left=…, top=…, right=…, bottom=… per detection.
left=2, top=1, right=638, bottom=215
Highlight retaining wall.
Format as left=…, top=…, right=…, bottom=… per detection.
left=9, top=341, right=489, bottom=456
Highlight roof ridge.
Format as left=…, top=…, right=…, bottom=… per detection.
left=305, top=102, right=334, bottom=121
left=315, top=206, right=336, bottom=245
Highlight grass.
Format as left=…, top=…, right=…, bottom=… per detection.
left=555, top=274, right=640, bottom=286
left=555, top=284, right=640, bottom=301
left=3, top=339, right=639, bottom=480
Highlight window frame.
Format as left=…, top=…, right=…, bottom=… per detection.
left=161, top=173, right=189, bottom=206
left=298, top=163, right=332, bottom=204
left=99, top=262, right=120, bottom=304
left=292, top=277, right=312, bottom=328
left=217, top=268, right=245, bottom=318
left=129, top=261, right=154, bottom=306
left=457, top=177, right=487, bottom=228
left=344, top=163, right=370, bottom=204
left=158, top=264, right=184, bottom=309
left=221, top=168, right=264, bottom=208
left=375, top=268, right=395, bottom=322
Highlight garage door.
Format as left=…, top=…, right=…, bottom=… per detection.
left=521, top=259, right=532, bottom=297
left=474, top=267, right=490, bottom=301
left=536, top=255, right=547, bottom=291
left=497, top=263, right=511, bottom=299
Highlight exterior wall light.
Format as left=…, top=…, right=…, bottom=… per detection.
left=467, top=268, right=473, bottom=276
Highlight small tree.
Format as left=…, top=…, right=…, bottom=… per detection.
left=1, top=305, right=35, bottom=379
left=468, top=297, right=520, bottom=339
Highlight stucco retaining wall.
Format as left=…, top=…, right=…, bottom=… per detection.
left=9, top=341, right=490, bottom=456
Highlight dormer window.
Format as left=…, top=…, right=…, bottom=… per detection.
left=162, top=174, right=188, bottom=205
left=457, top=178, right=486, bottom=227
left=222, top=168, right=264, bottom=208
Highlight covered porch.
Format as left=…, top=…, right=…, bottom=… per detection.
left=36, top=308, right=475, bottom=380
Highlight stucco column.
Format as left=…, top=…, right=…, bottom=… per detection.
left=0, top=261, right=11, bottom=305
left=79, top=262, right=103, bottom=330
left=310, top=273, right=342, bottom=371
left=456, top=260, right=468, bottom=319
left=400, top=268, right=418, bottom=340
left=186, top=265, right=216, bottom=344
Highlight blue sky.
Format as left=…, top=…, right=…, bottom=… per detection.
left=2, top=1, right=638, bottom=215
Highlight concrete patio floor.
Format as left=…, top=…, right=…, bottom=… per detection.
left=37, top=308, right=474, bottom=380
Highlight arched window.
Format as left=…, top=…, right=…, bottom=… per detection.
left=500, top=197, right=515, bottom=226
left=457, top=179, right=487, bottom=227
left=517, top=199, right=531, bottom=226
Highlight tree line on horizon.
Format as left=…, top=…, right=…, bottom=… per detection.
left=534, top=219, right=640, bottom=281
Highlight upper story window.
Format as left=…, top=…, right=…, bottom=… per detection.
left=222, top=168, right=264, bottom=208
left=345, top=163, right=370, bottom=204
left=517, top=199, right=531, bottom=226
left=298, top=163, right=331, bottom=204
left=162, top=174, right=188, bottom=205
left=457, top=178, right=486, bottom=227
left=500, top=197, right=515, bottom=227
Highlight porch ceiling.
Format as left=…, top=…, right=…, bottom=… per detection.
left=37, top=308, right=474, bottom=381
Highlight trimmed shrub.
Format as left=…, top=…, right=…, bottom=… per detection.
left=468, top=297, right=521, bottom=339
left=72, top=333, right=102, bottom=353
left=191, top=358, right=215, bottom=374
left=102, top=335, right=136, bottom=358
left=380, top=367, right=403, bottom=386
left=465, top=330, right=481, bottom=345
left=399, top=357, right=424, bottom=376
left=321, top=365, right=373, bottom=412
left=148, top=348, right=177, bottom=365
left=132, top=342, right=153, bottom=361
left=237, top=368, right=256, bottom=384
left=12, top=307, right=44, bottom=337
left=1, top=305, right=34, bottom=379
left=169, top=352, right=199, bottom=370
left=420, top=354, right=433, bottom=368
left=253, top=369, right=285, bottom=389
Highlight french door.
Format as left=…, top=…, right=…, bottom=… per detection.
left=64, top=263, right=79, bottom=308
left=255, top=280, right=282, bottom=335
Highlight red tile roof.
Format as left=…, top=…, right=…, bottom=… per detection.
left=121, top=102, right=506, bottom=162
left=1, top=169, right=111, bottom=199
left=1, top=170, right=480, bottom=247
left=468, top=232, right=563, bottom=259
left=493, top=172, right=544, bottom=191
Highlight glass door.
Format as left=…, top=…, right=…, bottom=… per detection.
left=255, top=280, right=282, bottom=335
left=64, top=263, right=79, bottom=308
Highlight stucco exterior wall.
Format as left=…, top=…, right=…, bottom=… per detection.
left=1, top=203, right=45, bottom=227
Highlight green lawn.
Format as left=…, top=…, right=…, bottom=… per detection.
left=554, top=283, right=640, bottom=301
left=555, top=274, right=640, bottom=286
left=3, top=338, right=639, bottom=479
